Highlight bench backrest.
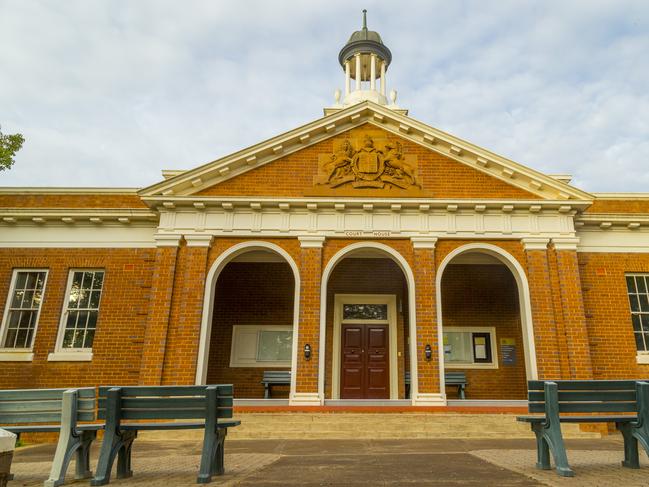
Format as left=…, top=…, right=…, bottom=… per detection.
left=404, top=371, right=466, bottom=384
left=0, top=388, right=96, bottom=425
left=445, top=372, right=467, bottom=385
left=528, top=380, right=641, bottom=414
left=97, top=385, right=234, bottom=421
left=262, top=371, right=291, bottom=382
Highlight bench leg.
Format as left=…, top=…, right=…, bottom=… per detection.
left=542, top=424, right=574, bottom=477
left=617, top=422, right=640, bottom=468
left=459, top=385, right=466, bottom=400
left=532, top=423, right=551, bottom=470
left=211, top=429, right=227, bottom=476
left=75, top=430, right=96, bottom=480
left=264, top=384, right=271, bottom=399
left=198, top=427, right=228, bottom=483
left=90, top=430, right=136, bottom=486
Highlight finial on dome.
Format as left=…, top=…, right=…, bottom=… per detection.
left=362, top=9, right=367, bottom=30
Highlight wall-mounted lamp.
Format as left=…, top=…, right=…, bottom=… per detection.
left=424, top=344, right=432, bottom=361
left=304, top=343, right=312, bottom=360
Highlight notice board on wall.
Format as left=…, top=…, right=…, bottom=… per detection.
left=500, top=338, right=516, bottom=366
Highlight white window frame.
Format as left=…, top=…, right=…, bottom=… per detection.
left=626, top=273, right=649, bottom=364
left=229, top=325, right=293, bottom=368
left=443, top=326, right=499, bottom=370
left=48, top=269, right=104, bottom=362
left=0, top=268, right=49, bottom=361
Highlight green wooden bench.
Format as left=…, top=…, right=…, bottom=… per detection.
left=0, top=387, right=101, bottom=487
left=405, top=371, right=467, bottom=399
left=517, top=380, right=649, bottom=477
left=261, top=371, right=290, bottom=399
left=91, top=385, right=240, bottom=485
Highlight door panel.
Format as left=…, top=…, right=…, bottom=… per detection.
left=340, top=323, right=389, bottom=399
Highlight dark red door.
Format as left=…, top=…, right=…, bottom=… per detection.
left=341, top=324, right=389, bottom=399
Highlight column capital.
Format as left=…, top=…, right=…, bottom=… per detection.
left=184, top=233, right=213, bottom=248
left=411, top=237, right=438, bottom=249
left=298, top=235, right=326, bottom=248
left=521, top=237, right=550, bottom=251
left=154, top=233, right=182, bottom=248
left=552, top=237, right=580, bottom=251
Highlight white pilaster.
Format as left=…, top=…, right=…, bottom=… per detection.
left=345, top=60, right=351, bottom=96
left=355, top=53, right=361, bottom=91
left=370, top=54, right=376, bottom=90
left=380, top=61, right=386, bottom=96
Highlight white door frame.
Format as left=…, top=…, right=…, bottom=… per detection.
left=332, top=294, right=399, bottom=400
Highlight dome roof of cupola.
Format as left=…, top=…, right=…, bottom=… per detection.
left=338, top=10, right=392, bottom=68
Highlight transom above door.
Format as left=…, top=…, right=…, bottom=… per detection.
left=332, top=294, right=398, bottom=400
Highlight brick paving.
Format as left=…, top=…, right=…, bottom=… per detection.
left=7, top=437, right=648, bottom=486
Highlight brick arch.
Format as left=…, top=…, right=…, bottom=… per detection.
left=195, top=240, right=301, bottom=397
left=435, top=243, right=538, bottom=389
left=318, top=241, right=419, bottom=402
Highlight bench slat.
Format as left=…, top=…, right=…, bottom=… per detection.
left=529, top=402, right=637, bottom=413
left=527, top=380, right=639, bottom=391
left=528, top=390, right=637, bottom=402
left=518, top=415, right=637, bottom=423
left=117, top=409, right=231, bottom=420
left=0, top=388, right=94, bottom=401
left=98, top=385, right=233, bottom=397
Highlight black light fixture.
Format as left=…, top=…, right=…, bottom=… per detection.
left=304, top=343, right=312, bottom=360
left=424, top=344, right=432, bottom=361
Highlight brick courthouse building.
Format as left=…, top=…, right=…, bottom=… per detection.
left=1, top=16, right=649, bottom=407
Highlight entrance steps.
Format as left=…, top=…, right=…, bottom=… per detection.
left=139, top=412, right=600, bottom=440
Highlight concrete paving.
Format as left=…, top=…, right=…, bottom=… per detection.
left=7, top=436, right=646, bottom=486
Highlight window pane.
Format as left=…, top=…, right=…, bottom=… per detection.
left=87, top=311, right=98, bottom=330
left=11, top=290, right=23, bottom=308
left=630, top=295, right=640, bottom=312
left=81, top=272, right=93, bottom=290
left=66, top=311, right=78, bottom=329
left=343, top=304, right=388, bottom=320
left=78, top=290, right=90, bottom=308
left=92, top=272, right=104, bottom=290
left=15, top=272, right=27, bottom=289
left=637, top=277, right=648, bottom=294
left=4, top=328, right=17, bottom=348
left=635, top=332, right=646, bottom=351
left=89, top=291, right=101, bottom=309
left=642, top=315, right=649, bottom=332
left=25, top=273, right=36, bottom=289
left=639, top=295, right=649, bottom=312
left=22, top=290, right=34, bottom=309
left=72, top=329, right=85, bottom=348
left=257, top=330, right=292, bottom=361
left=83, top=329, right=95, bottom=348
left=444, top=332, right=472, bottom=363
left=632, top=314, right=642, bottom=332
left=62, top=329, right=75, bottom=348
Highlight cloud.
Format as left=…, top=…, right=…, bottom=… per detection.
left=0, top=0, right=647, bottom=192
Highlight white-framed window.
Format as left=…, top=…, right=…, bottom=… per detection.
left=443, top=326, right=498, bottom=369
left=230, top=325, right=292, bottom=367
left=626, top=274, right=649, bottom=358
left=54, top=270, right=104, bottom=352
left=0, top=269, right=48, bottom=351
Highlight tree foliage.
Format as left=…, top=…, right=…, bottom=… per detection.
left=0, top=126, right=25, bottom=171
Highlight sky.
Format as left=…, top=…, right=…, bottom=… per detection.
left=0, top=0, right=647, bottom=192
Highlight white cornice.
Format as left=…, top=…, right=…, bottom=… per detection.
left=0, top=208, right=158, bottom=226
left=0, top=187, right=139, bottom=194
left=138, top=101, right=593, bottom=202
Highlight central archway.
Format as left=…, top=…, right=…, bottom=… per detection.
left=318, top=242, right=418, bottom=402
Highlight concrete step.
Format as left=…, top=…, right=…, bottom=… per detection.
left=139, top=412, right=601, bottom=440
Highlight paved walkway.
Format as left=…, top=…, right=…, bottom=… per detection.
left=7, top=437, right=648, bottom=486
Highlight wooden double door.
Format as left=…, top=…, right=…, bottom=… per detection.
left=340, top=323, right=390, bottom=399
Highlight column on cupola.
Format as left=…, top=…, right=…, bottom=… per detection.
left=345, top=60, right=351, bottom=96
left=292, top=236, right=326, bottom=405
left=380, top=61, right=386, bottom=96
left=411, top=237, right=444, bottom=406
left=370, top=54, right=377, bottom=90
left=139, top=234, right=182, bottom=385
left=354, top=53, right=361, bottom=91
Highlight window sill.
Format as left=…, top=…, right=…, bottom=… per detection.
left=0, top=351, right=34, bottom=362
left=636, top=354, right=649, bottom=365
left=48, top=351, right=93, bottom=362
left=445, top=362, right=499, bottom=370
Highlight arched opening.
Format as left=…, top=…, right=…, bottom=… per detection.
left=436, top=244, right=537, bottom=401
left=319, top=243, right=417, bottom=402
left=195, top=242, right=300, bottom=400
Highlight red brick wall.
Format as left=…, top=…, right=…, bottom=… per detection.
left=440, top=264, right=527, bottom=399
left=578, top=252, right=649, bottom=378
left=206, top=261, right=295, bottom=398
left=324, top=258, right=409, bottom=399
left=0, top=248, right=154, bottom=388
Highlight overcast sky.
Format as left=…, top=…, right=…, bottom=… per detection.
left=1, top=0, right=647, bottom=192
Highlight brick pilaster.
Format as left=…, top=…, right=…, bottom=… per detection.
left=162, top=234, right=212, bottom=385
left=522, top=238, right=566, bottom=379
left=411, top=237, right=441, bottom=402
left=139, top=234, right=181, bottom=385
left=294, top=236, right=325, bottom=402
left=551, top=238, right=593, bottom=379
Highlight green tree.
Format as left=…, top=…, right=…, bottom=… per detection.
left=0, top=126, right=25, bottom=171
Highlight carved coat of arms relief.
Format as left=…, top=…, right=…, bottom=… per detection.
left=315, top=134, right=420, bottom=190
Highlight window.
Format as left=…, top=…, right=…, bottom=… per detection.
left=230, top=325, right=293, bottom=367
left=0, top=270, right=48, bottom=349
left=57, top=270, right=104, bottom=351
left=443, top=327, right=497, bottom=368
left=627, top=274, right=649, bottom=353
left=342, top=304, right=388, bottom=320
